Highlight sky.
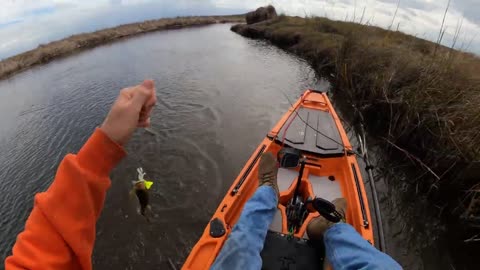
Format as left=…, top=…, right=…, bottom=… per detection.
left=0, top=0, right=479, bottom=59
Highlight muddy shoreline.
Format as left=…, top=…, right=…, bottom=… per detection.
left=0, top=15, right=244, bottom=80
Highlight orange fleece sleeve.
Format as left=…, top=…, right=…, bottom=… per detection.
left=5, top=128, right=126, bottom=270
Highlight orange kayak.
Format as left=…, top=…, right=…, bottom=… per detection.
left=183, top=89, right=374, bottom=269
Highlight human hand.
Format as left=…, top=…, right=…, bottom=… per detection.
left=100, top=80, right=157, bottom=145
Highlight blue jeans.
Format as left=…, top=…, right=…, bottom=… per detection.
left=211, top=186, right=402, bottom=270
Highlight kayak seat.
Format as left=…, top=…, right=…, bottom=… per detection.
left=261, top=230, right=325, bottom=270
left=277, top=168, right=297, bottom=193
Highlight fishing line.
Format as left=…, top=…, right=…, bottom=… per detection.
left=126, top=142, right=146, bottom=170
left=126, top=128, right=161, bottom=168
left=280, top=94, right=308, bottom=147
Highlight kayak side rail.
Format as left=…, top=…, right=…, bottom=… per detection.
left=351, top=163, right=369, bottom=228
left=231, top=144, right=267, bottom=195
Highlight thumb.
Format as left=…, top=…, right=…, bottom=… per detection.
left=130, top=85, right=152, bottom=109
left=142, top=79, right=154, bottom=90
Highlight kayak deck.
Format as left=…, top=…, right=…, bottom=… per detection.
left=277, top=107, right=344, bottom=156
left=183, top=90, right=374, bottom=270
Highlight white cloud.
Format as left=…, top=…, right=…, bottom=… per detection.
left=0, top=0, right=50, bottom=24
left=0, top=0, right=479, bottom=57
left=120, top=0, right=155, bottom=5
left=0, top=0, right=113, bottom=25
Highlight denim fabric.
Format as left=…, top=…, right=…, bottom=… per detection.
left=211, top=186, right=402, bottom=270
left=211, top=186, right=278, bottom=270
left=324, top=223, right=402, bottom=270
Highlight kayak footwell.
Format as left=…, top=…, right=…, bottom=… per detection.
left=270, top=168, right=342, bottom=238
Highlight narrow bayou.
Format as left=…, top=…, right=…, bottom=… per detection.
left=0, top=22, right=465, bottom=270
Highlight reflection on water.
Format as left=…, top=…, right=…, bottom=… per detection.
left=0, top=24, right=447, bottom=269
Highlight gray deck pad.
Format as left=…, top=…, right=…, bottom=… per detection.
left=278, top=107, right=344, bottom=155
left=309, top=175, right=342, bottom=202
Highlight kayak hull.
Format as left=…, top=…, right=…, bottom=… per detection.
left=183, top=90, right=374, bottom=270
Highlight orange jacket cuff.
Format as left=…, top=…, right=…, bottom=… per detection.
left=77, top=128, right=126, bottom=176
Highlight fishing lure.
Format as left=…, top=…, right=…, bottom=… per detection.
left=131, top=167, right=154, bottom=221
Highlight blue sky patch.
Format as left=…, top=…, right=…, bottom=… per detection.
left=28, top=6, right=56, bottom=17
left=0, top=19, right=24, bottom=29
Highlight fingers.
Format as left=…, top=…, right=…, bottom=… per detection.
left=131, top=87, right=152, bottom=109
left=140, top=80, right=156, bottom=108
left=139, top=104, right=154, bottom=118
left=101, top=80, right=156, bottom=146
left=139, top=98, right=155, bottom=120
left=136, top=80, right=156, bottom=125
left=121, top=80, right=156, bottom=127
left=143, top=80, right=157, bottom=110
left=138, top=118, right=151, bottom=128
left=145, top=92, right=157, bottom=107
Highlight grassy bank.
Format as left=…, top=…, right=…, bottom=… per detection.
left=232, top=16, right=480, bottom=240
left=0, top=15, right=244, bottom=80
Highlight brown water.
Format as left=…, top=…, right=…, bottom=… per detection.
left=0, top=24, right=451, bottom=269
